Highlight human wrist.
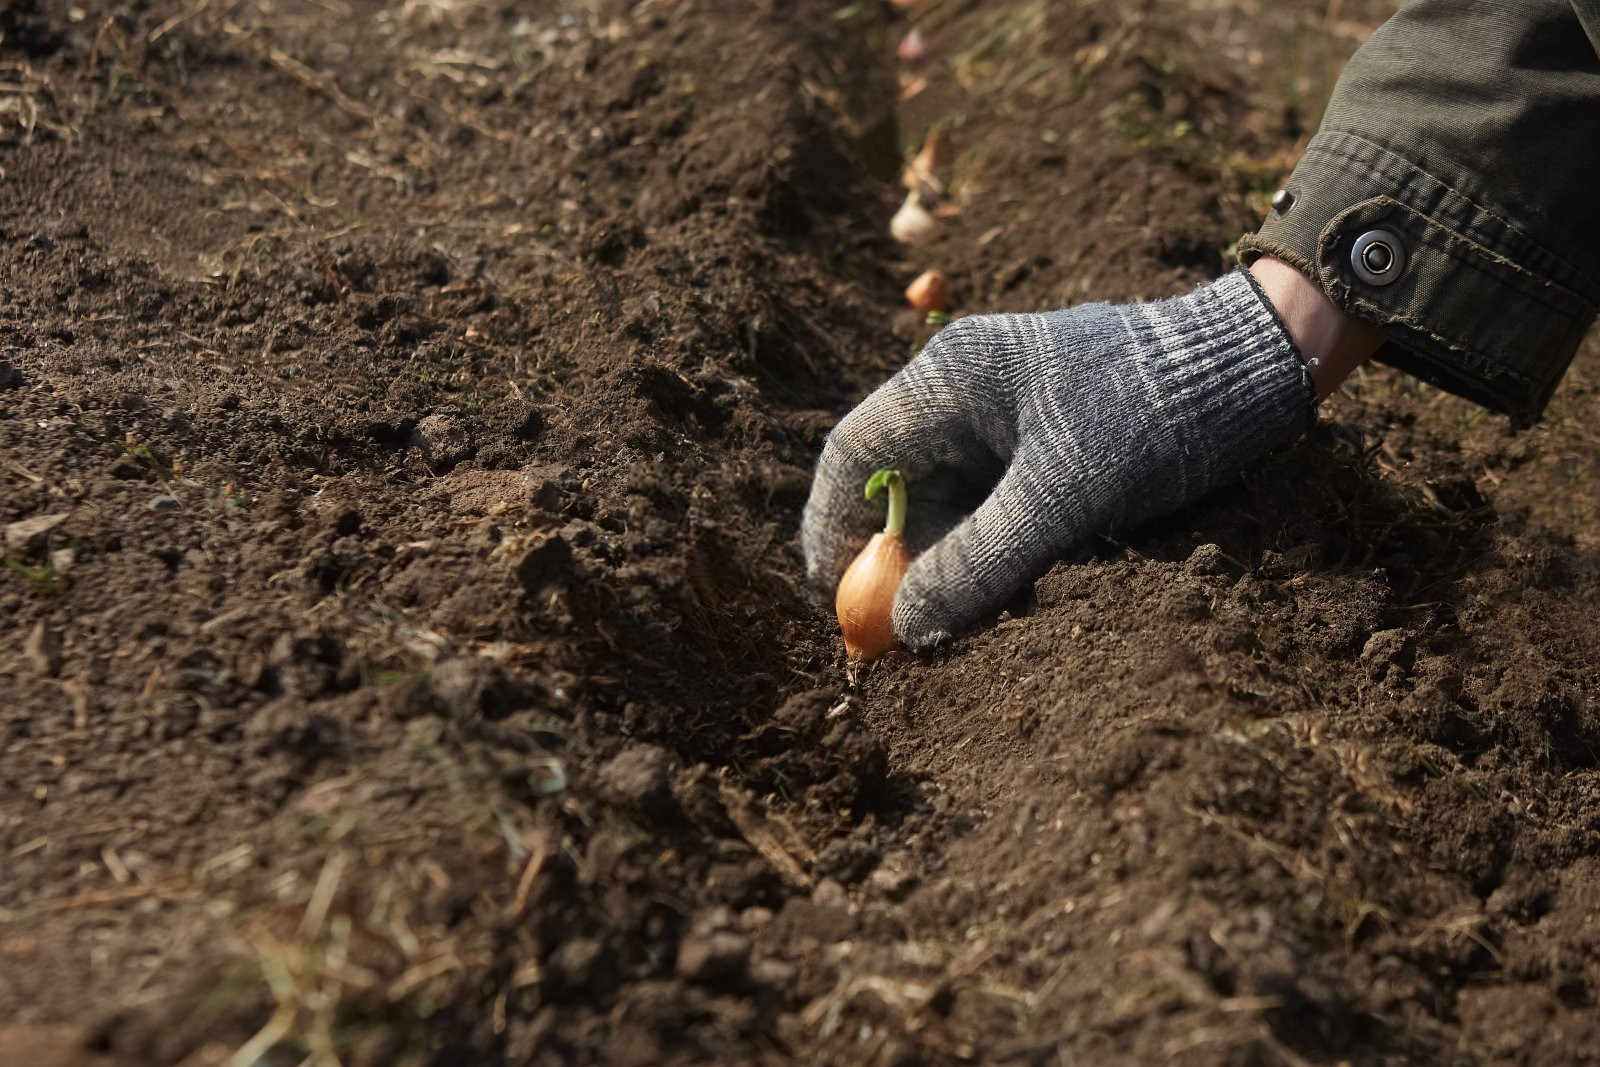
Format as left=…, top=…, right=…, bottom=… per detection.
left=1248, top=255, right=1384, bottom=400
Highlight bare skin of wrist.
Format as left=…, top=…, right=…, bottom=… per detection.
left=1249, top=256, right=1385, bottom=400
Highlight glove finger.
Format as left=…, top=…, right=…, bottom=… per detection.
left=801, top=370, right=1012, bottom=588
left=803, top=317, right=1021, bottom=588
left=800, top=428, right=885, bottom=589
left=891, top=449, right=1065, bottom=649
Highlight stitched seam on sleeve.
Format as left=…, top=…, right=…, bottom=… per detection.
left=1365, top=209, right=1598, bottom=321
left=1301, top=132, right=1600, bottom=297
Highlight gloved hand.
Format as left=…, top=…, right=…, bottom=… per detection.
left=801, top=268, right=1315, bottom=649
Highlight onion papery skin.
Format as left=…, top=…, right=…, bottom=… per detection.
left=835, top=532, right=912, bottom=660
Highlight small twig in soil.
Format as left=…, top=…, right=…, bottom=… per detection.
left=6, top=463, right=44, bottom=484
left=263, top=44, right=377, bottom=122
left=507, top=830, right=553, bottom=919
left=24, top=881, right=199, bottom=915
left=228, top=1004, right=295, bottom=1067
left=148, top=0, right=212, bottom=44
left=222, top=20, right=378, bottom=125
left=717, top=778, right=814, bottom=890
left=389, top=951, right=462, bottom=1000
left=299, top=850, right=349, bottom=939
left=88, top=19, right=139, bottom=78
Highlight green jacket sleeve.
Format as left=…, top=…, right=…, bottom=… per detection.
left=1576, top=0, right=1600, bottom=55
left=1238, top=0, right=1600, bottom=424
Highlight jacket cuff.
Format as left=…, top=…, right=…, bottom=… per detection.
left=1577, top=0, right=1600, bottom=56
left=1237, top=130, right=1600, bottom=424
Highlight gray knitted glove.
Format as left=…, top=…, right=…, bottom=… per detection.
left=801, top=268, right=1314, bottom=649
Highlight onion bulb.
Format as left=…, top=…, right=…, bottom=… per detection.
left=897, top=27, right=928, bottom=62
left=901, top=130, right=940, bottom=192
left=905, top=269, right=950, bottom=312
left=835, top=468, right=912, bottom=660
left=890, top=192, right=938, bottom=246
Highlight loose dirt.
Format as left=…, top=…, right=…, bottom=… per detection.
left=3, top=1, right=1598, bottom=1065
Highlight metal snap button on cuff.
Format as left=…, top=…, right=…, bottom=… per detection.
left=1350, top=228, right=1405, bottom=286
left=1270, top=188, right=1295, bottom=214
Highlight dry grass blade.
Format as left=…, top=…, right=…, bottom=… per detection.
left=88, top=18, right=139, bottom=77
left=300, top=850, right=349, bottom=939
left=22, top=881, right=199, bottom=915
left=801, top=973, right=941, bottom=1040
left=148, top=0, right=213, bottom=44
left=264, top=46, right=377, bottom=123
left=507, top=829, right=554, bottom=919
left=228, top=1003, right=294, bottom=1067
left=717, top=778, right=814, bottom=890
left=219, top=20, right=378, bottom=125
left=0, top=62, right=75, bottom=145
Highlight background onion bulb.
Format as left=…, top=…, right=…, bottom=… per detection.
left=835, top=468, right=912, bottom=660
left=905, top=269, right=950, bottom=312
left=889, top=192, right=938, bottom=245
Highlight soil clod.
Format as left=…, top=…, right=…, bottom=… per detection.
left=3, top=1, right=1599, bottom=1064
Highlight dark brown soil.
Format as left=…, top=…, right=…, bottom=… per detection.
left=3, top=1, right=1598, bottom=1065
